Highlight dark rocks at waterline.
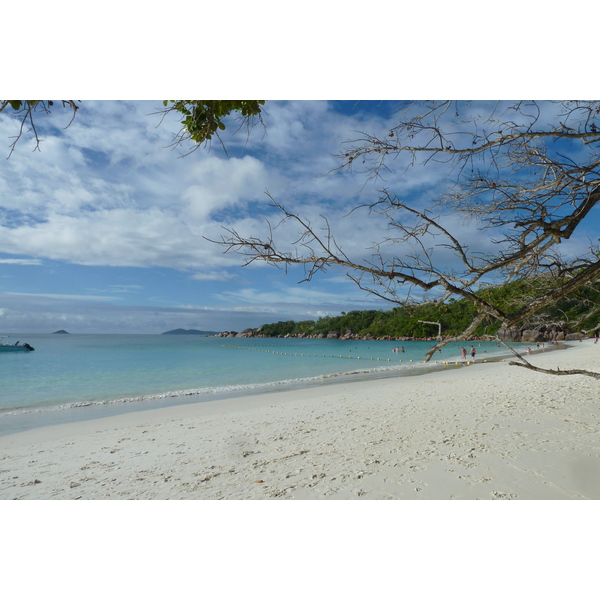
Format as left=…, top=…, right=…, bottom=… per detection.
left=215, top=330, right=254, bottom=338
left=496, top=323, right=571, bottom=343
left=214, top=322, right=590, bottom=343
left=565, top=332, right=586, bottom=341
left=236, top=328, right=256, bottom=338
left=214, top=327, right=470, bottom=342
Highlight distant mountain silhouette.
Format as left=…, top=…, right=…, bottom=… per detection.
left=52, top=330, right=70, bottom=334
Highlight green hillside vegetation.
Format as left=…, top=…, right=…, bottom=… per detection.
left=257, top=279, right=600, bottom=339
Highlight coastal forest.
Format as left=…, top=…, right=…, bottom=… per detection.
left=257, top=278, right=600, bottom=339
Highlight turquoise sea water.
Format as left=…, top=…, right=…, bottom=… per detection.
left=0, top=333, right=530, bottom=435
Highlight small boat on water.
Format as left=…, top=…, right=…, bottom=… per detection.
left=0, top=337, right=35, bottom=352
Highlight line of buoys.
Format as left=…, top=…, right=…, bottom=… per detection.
left=223, top=345, right=501, bottom=366
left=222, top=345, right=420, bottom=362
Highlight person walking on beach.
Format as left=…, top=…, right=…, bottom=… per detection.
left=595, top=331, right=599, bottom=344
left=461, top=347, right=467, bottom=360
left=470, top=346, right=476, bottom=360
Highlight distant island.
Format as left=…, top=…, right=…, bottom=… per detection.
left=161, top=328, right=218, bottom=335
left=52, top=330, right=70, bottom=334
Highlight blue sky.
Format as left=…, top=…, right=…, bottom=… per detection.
left=0, top=100, right=422, bottom=333
left=3, top=1, right=595, bottom=336
left=1, top=100, right=598, bottom=334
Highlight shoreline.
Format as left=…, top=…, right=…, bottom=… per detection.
left=0, top=339, right=559, bottom=437
left=1, top=341, right=598, bottom=499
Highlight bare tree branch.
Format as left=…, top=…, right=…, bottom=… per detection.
left=507, top=361, right=600, bottom=379
left=1, top=100, right=79, bottom=158
left=497, top=338, right=600, bottom=380
left=212, top=101, right=600, bottom=378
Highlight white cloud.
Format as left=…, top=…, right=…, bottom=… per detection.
left=0, top=207, right=230, bottom=268
left=190, top=271, right=239, bottom=282
left=3, top=291, right=121, bottom=302
left=1, top=102, right=407, bottom=275
left=257, top=101, right=328, bottom=153
left=216, top=281, right=381, bottom=312
left=108, top=284, right=143, bottom=292
left=0, top=102, right=298, bottom=273
left=182, top=155, right=272, bottom=220
left=0, top=258, right=42, bottom=265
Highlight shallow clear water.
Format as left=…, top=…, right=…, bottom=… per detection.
left=0, top=333, right=528, bottom=434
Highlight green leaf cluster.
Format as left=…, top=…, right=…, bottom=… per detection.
left=5, top=100, right=41, bottom=111
left=163, top=100, right=265, bottom=144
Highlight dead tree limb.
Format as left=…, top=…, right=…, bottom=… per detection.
left=213, top=101, right=600, bottom=378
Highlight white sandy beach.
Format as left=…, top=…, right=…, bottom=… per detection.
left=1, top=342, right=599, bottom=500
